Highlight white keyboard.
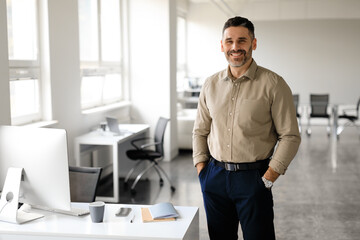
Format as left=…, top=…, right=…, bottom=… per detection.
left=31, top=204, right=90, bottom=216
left=53, top=207, right=90, bottom=216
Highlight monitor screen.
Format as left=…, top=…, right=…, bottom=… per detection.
left=106, top=117, right=121, bottom=135
left=0, top=126, right=72, bottom=211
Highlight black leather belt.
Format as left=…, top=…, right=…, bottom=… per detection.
left=212, top=157, right=270, bottom=171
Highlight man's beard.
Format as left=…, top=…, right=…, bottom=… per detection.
left=226, top=46, right=252, bottom=68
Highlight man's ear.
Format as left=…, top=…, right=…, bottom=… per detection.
left=252, top=38, right=257, bottom=51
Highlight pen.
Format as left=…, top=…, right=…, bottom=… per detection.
left=130, top=214, right=135, bottom=223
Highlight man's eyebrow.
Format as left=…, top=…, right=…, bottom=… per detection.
left=238, top=37, right=247, bottom=40
left=224, top=37, right=248, bottom=41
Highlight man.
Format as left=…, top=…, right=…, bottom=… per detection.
left=193, top=16, right=301, bottom=240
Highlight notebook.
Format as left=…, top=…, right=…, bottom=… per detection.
left=141, top=208, right=176, bottom=223
left=148, top=202, right=179, bottom=219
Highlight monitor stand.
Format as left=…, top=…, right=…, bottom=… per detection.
left=0, top=167, right=43, bottom=224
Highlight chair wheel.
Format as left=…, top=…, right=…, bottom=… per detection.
left=171, top=186, right=176, bottom=192
left=130, top=189, right=137, bottom=195
left=160, top=178, right=164, bottom=187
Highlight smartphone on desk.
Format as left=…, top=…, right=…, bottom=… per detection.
left=115, top=207, right=132, bottom=217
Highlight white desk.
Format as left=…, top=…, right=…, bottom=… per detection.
left=74, top=124, right=150, bottom=203
left=0, top=203, right=199, bottom=240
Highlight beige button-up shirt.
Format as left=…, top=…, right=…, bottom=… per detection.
left=192, top=60, right=301, bottom=175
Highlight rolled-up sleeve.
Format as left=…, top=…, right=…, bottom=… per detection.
left=269, top=78, right=301, bottom=174
left=192, top=81, right=212, bottom=166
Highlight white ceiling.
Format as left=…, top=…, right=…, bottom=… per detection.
left=188, top=0, right=360, bottom=20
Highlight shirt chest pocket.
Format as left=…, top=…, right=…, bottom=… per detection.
left=235, top=99, right=271, bottom=128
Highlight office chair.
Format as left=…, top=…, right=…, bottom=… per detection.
left=69, top=166, right=102, bottom=202
left=306, top=94, right=331, bottom=137
left=293, top=94, right=302, bottom=133
left=124, top=117, right=176, bottom=195
left=336, top=98, right=360, bottom=138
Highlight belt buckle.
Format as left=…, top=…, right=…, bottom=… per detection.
left=224, top=163, right=236, bottom=171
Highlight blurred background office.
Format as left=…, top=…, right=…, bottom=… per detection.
left=0, top=0, right=360, bottom=161
left=0, top=0, right=360, bottom=239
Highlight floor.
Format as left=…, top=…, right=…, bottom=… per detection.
left=101, top=125, right=360, bottom=240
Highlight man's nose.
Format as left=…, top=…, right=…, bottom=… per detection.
left=231, top=42, right=240, bottom=51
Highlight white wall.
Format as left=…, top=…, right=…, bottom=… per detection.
left=169, top=0, right=179, bottom=159
left=253, top=19, right=360, bottom=105
left=128, top=0, right=178, bottom=161
left=187, top=2, right=360, bottom=105
left=0, top=0, right=11, bottom=125
left=187, top=3, right=227, bottom=79
left=46, top=0, right=82, bottom=153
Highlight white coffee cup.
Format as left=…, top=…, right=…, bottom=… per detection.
left=89, top=201, right=105, bottom=223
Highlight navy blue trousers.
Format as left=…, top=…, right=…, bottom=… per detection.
left=199, top=159, right=275, bottom=240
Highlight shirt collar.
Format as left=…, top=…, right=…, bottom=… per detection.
left=223, top=59, right=258, bottom=82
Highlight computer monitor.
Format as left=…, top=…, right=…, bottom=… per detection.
left=0, top=126, right=72, bottom=212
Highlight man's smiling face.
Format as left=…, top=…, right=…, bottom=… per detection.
left=221, top=26, right=257, bottom=68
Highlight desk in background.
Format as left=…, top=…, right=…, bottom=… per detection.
left=0, top=203, right=199, bottom=240
left=74, top=124, right=150, bottom=203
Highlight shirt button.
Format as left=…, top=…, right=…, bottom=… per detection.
left=227, top=145, right=230, bottom=148
left=235, top=84, right=238, bottom=86
left=229, top=112, right=232, bottom=116
left=228, top=128, right=230, bottom=131
left=232, top=97, right=235, bottom=101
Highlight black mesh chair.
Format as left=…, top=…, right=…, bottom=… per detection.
left=69, top=166, right=102, bottom=202
left=124, top=117, right=176, bottom=195
left=306, top=94, right=331, bottom=136
left=336, top=98, right=360, bottom=138
left=293, top=94, right=302, bottom=133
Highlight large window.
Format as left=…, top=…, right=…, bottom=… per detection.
left=78, top=0, right=123, bottom=110
left=7, top=0, right=41, bottom=125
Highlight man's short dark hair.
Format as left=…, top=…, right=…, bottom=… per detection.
left=222, top=16, right=255, bottom=39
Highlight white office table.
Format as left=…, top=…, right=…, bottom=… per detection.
left=0, top=203, right=199, bottom=240
left=74, top=124, right=150, bottom=203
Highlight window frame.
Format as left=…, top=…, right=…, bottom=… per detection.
left=7, top=0, right=43, bottom=125
left=79, top=0, right=125, bottom=111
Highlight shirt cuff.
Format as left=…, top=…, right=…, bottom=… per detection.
left=269, top=158, right=287, bottom=175
left=193, top=155, right=210, bottom=167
